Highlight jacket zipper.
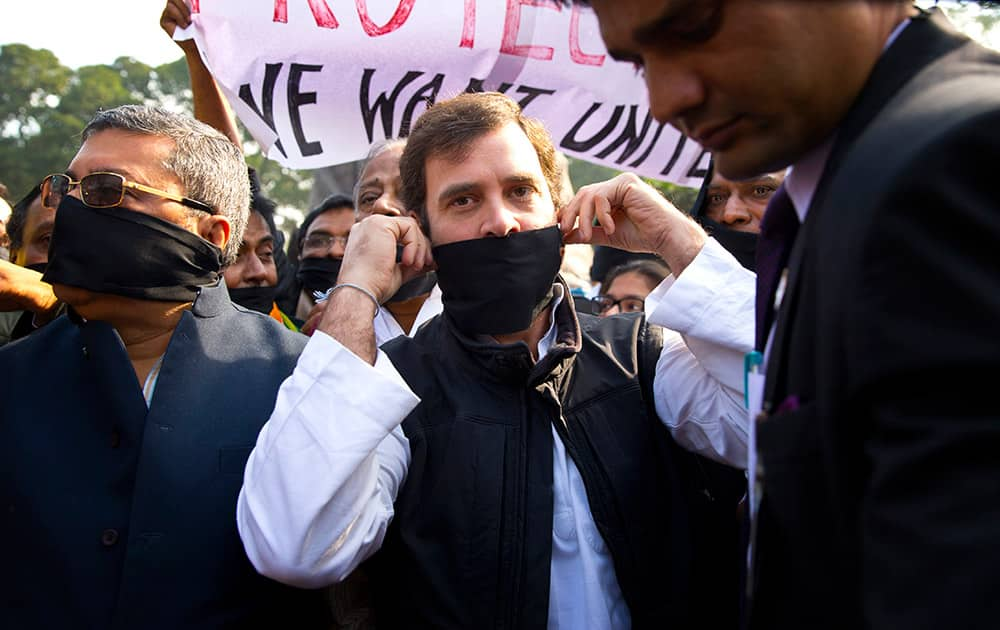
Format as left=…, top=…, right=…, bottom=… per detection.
left=500, top=388, right=528, bottom=630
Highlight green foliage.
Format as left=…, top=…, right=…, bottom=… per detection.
left=244, top=150, right=313, bottom=212
left=566, top=157, right=700, bottom=214
left=0, top=44, right=78, bottom=197
left=0, top=42, right=312, bottom=211
left=111, top=57, right=156, bottom=100
left=59, top=65, right=142, bottom=122
left=154, top=57, right=194, bottom=109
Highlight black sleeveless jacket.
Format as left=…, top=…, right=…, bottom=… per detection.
left=376, top=292, right=743, bottom=629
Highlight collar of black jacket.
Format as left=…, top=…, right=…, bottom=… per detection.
left=440, top=276, right=583, bottom=386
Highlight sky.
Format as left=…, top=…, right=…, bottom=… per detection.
left=1, top=0, right=185, bottom=69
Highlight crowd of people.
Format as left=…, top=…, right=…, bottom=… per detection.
left=1, top=0, right=998, bottom=629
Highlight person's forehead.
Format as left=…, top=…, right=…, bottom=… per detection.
left=608, top=270, right=651, bottom=292
left=242, top=211, right=274, bottom=245
left=590, top=0, right=676, bottom=48
left=24, top=196, right=56, bottom=232
left=307, top=207, right=354, bottom=235
left=429, top=123, right=545, bottom=181
left=361, top=146, right=403, bottom=184
left=69, top=129, right=177, bottom=185
left=710, top=170, right=784, bottom=189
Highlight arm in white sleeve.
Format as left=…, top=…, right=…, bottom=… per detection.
left=646, top=237, right=755, bottom=468
left=237, top=331, right=420, bottom=588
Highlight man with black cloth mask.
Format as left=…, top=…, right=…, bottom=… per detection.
left=0, top=105, right=331, bottom=629
left=292, top=193, right=356, bottom=321
left=689, top=156, right=785, bottom=271
left=239, top=92, right=755, bottom=628
left=299, top=139, right=444, bottom=342
left=223, top=183, right=299, bottom=330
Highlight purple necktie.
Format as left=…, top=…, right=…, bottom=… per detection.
left=755, top=185, right=799, bottom=349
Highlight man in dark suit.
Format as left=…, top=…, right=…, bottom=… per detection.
left=578, top=1, right=1000, bottom=628
left=0, top=105, right=330, bottom=628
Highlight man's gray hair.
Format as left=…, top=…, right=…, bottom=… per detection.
left=352, top=137, right=407, bottom=216
left=82, top=105, right=250, bottom=264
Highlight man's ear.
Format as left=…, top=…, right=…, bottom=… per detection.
left=200, top=215, right=231, bottom=252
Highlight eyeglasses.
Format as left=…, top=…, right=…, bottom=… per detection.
left=41, top=172, right=215, bottom=214
left=302, top=233, right=349, bottom=252
left=591, top=294, right=645, bottom=315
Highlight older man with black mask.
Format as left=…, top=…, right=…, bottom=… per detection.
left=292, top=193, right=355, bottom=321
left=0, top=105, right=330, bottom=629
left=238, top=92, right=755, bottom=629
left=301, top=139, right=443, bottom=341
left=688, top=157, right=785, bottom=271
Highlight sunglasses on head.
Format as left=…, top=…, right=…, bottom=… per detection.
left=41, top=172, right=215, bottom=214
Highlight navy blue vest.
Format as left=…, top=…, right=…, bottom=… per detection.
left=0, top=284, right=331, bottom=629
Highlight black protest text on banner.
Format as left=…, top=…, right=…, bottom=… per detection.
left=236, top=62, right=706, bottom=181
left=237, top=62, right=326, bottom=159
left=192, top=0, right=706, bottom=184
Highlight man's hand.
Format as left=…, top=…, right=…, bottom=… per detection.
left=301, top=299, right=328, bottom=337
left=559, top=173, right=706, bottom=276
left=314, top=216, right=433, bottom=364
left=335, top=215, right=433, bottom=305
left=160, top=0, right=197, bottom=54
left=0, top=260, right=59, bottom=315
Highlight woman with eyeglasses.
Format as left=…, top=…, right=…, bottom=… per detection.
left=592, top=259, right=670, bottom=317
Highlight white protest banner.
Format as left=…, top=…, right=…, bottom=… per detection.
left=177, top=0, right=709, bottom=187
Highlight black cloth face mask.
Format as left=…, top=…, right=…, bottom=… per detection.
left=432, top=225, right=563, bottom=336
left=43, top=195, right=222, bottom=302
left=296, top=256, right=342, bottom=294
left=387, top=271, right=437, bottom=303
left=25, top=262, right=48, bottom=275
left=228, top=285, right=278, bottom=314
left=689, top=156, right=758, bottom=272
left=700, top=217, right=758, bottom=272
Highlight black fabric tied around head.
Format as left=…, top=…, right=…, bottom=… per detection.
left=43, top=195, right=222, bottom=302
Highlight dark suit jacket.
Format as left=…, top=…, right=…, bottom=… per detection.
left=0, top=283, right=331, bottom=629
left=751, top=9, right=1000, bottom=630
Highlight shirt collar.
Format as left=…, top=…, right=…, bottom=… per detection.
left=536, top=283, right=565, bottom=361
left=784, top=17, right=912, bottom=222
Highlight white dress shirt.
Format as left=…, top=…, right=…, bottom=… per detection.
left=373, top=284, right=442, bottom=346
left=238, top=237, right=755, bottom=629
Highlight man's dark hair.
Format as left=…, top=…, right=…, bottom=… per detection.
left=296, top=193, right=354, bottom=254
left=399, top=92, right=564, bottom=230
left=601, top=259, right=670, bottom=292
left=7, top=183, right=42, bottom=259
left=248, top=167, right=278, bottom=219
left=247, top=167, right=280, bottom=239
